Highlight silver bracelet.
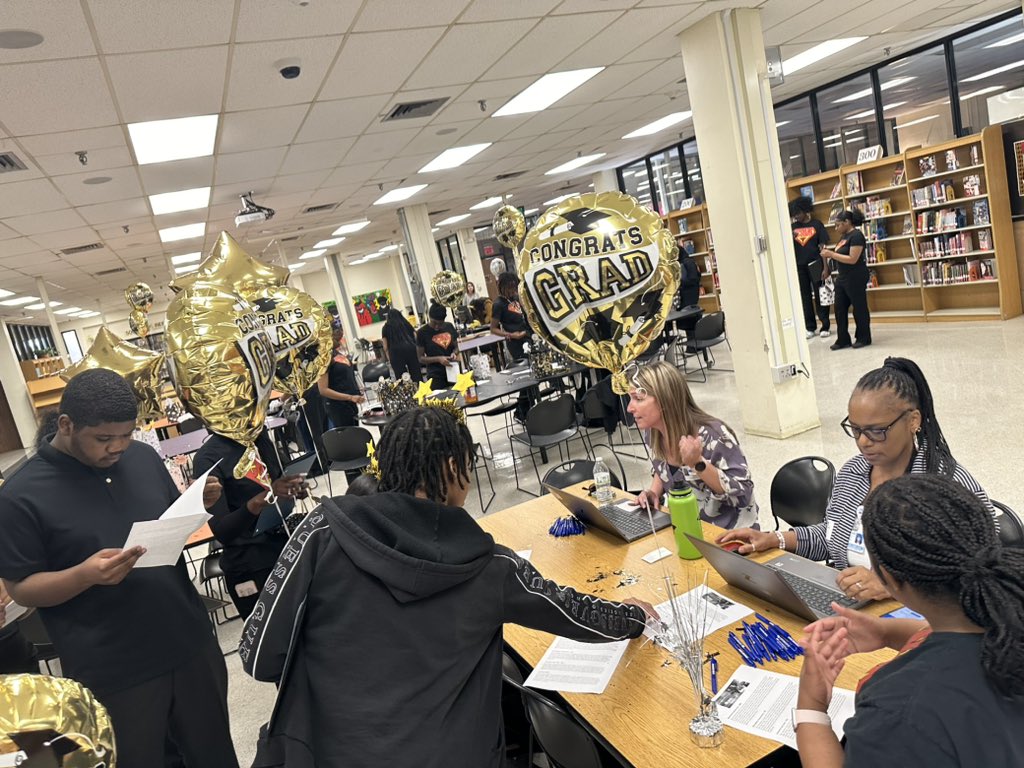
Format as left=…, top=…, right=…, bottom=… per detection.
left=775, top=531, right=787, bottom=551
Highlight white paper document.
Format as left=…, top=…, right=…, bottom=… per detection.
left=524, top=636, right=629, bottom=694
left=122, top=464, right=215, bottom=567
left=2, top=600, right=27, bottom=623
left=713, top=666, right=856, bottom=750
left=515, top=549, right=533, bottom=561
left=161, top=463, right=218, bottom=520
left=649, top=584, right=753, bottom=640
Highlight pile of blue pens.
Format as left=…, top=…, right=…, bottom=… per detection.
left=549, top=515, right=586, bottom=537
left=726, top=613, right=803, bottom=667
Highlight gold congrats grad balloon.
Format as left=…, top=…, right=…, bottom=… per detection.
left=128, top=308, right=149, bottom=337
left=170, top=231, right=288, bottom=295
left=0, top=674, right=116, bottom=767
left=518, top=191, right=679, bottom=394
left=165, top=281, right=276, bottom=478
left=124, top=282, right=153, bottom=312
left=60, top=326, right=163, bottom=421
left=430, top=270, right=466, bottom=309
left=492, top=204, right=526, bottom=250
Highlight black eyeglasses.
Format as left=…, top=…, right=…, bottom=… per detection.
left=840, top=409, right=913, bottom=442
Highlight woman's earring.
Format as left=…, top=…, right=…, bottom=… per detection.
left=913, top=430, right=920, bottom=451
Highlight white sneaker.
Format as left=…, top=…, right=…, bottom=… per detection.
left=805, top=330, right=815, bottom=339
left=819, top=329, right=831, bottom=338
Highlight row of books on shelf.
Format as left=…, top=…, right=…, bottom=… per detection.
left=921, top=259, right=996, bottom=285
left=919, top=229, right=993, bottom=259
left=865, top=242, right=889, bottom=264
left=915, top=201, right=989, bottom=233
left=917, top=146, right=981, bottom=177
left=855, top=196, right=893, bottom=218
left=868, top=268, right=919, bottom=288
left=910, top=175, right=984, bottom=207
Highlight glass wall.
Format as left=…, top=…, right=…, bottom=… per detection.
left=649, top=149, right=686, bottom=215
left=817, top=74, right=881, bottom=170
left=682, top=140, right=703, bottom=203
left=877, top=46, right=954, bottom=153
left=619, top=158, right=653, bottom=209
left=775, top=97, right=820, bottom=178
left=954, top=16, right=1024, bottom=133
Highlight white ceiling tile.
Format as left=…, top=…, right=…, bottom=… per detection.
left=269, top=170, right=332, bottom=196
left=0, top=0, right=96, bottom=62
left=94, top=218, right=154, bottom=239
left=220, top=105, right=309, bottom=153
left=294, top=94, right=392, bottom=143
left=33, top=147, right=134, bottom=177
left=0, top=179, right=69, bottom=218
left=51, top=167, right=143, bottom=206
left=30, top=227, right=103, bottom=251
left=226, top=36, right=346, bottom=112
left=0, top=223, right=19, bottom=240
left=0, top=163, right=44, bottom=185
left=0, top=250, right=60, bottom=269
left=5, top=208, right=89, bottom=236
left=0, top=237, right=45, bottom=257
left=105, top=46, right=229, bottom=123
left=215, top=147, right=289, bottom=186
left=485, top=12, right=618, bottom=80
left=405, top=20, right=537, bottom=90
left=76, top=197, right=151, bottom=225
left=460, top=0, right=560, bottom=22
left=137, top=156, right=215, bottom=195
left=15, top=126, right=127, bottom=157
left=234, top=0, right=362, bottom=42
left=279, top=138, right=356, bottom=176
left=320, top=28, right=449, bottom=100
left=344, top=128, right=422, bottom=165
left=321, top=159, right=389, bottom=188
left=87, top=0, right=234, bottom=52
left=355, top=0, right=472, bottom=31
left=211, top=178, right=275, bottom=205
left=553, top=0, right=633, bottom=11
left=0, top=59, right=119, bottom=136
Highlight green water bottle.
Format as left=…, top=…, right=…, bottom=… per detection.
left=668, top=481, right=703, bottom=560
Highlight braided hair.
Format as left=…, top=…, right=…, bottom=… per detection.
left=863, top=475, right=1024, bottom=698
left=376, top=406, right=474, bottom=505
left=854, top=357, right=954, bottom=475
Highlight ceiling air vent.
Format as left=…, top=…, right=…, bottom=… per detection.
left=0, top=152, right=28, bottom=173
left=94, top=266, right=127, bottom=276
left=60, top=242, right=103, bottom=255
left=302, top=202, right=339, bottom=215
left=281, top=235, right=300, bottom=242
left=428, top=209, right=449, bottom=217
left=383, top=98, right=449, bottom=122
left=494, top=171, right=526, bottom=181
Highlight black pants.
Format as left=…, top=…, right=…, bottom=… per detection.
left=99, top=638, right=238, bottom=768
left=225, top=566, right=274, bottom=620
left=834, top=276, right=871, bottom=346
left=797, top=262, right=830, bottom=332
left=388, top=345, right=421, bottom=382
left=0, top=626, right=37, bottom=673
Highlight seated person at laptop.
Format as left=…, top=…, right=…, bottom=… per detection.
left=192, top=428, right=304, bottom=619
left=628, top=362, right=759, bottom=530
left=240, top=405, right=658, bottom=767
left=795, top=475, right=1024, bottom=767
left=719, top=357, right=993, bottom=602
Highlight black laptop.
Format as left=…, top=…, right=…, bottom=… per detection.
left=544, top=484, right=671, bottom=543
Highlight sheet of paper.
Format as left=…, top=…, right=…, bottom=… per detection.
left=713, top=666, right=856, bottom=750
left=123, top=512, right=211, bottom=568
left=161, top=462, right=219, bottom=520
left=515, top=549, right=532, bottom=561
left=2, top=600, right=27, bottom=623
left=642, top=547, right=673, bottom=564
left=649, top=584, right=753, bottom=640
left=524, top=636, right=629, bottom=694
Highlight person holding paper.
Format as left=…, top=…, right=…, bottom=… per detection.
left=240, top=406, right=657, bottom=767
left=0, top=369, right=238, bottom=768
left=192, top=428, right=304, bottom=619
left=795, top=475, right=1024, bottom=767
left=417, top=302, right=460, bottom=386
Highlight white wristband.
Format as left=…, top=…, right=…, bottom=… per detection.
left=792, top=709, right=832, bottom=729
left=775, top=531, right=787, bottom=551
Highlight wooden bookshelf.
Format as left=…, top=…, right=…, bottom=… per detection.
left=25, top=376, right=65, bottom=412
left=666, top=203, right=721, bottom=312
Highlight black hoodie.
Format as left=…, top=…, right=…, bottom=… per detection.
left=240, top=492, right=647, bottom=767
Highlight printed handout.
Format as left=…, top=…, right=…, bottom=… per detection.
left=524, top=637, right=630, bottom=694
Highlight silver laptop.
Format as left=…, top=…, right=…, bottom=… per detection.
left=544, top=484, right=671, bottom=543
left=685, top=534, right=868, bottom=621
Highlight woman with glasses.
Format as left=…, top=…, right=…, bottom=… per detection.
left=718, top=357, right=993, bottom=602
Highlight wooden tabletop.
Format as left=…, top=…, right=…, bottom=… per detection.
left=186, top=522, right=213, bottom=549
left=478, top=483, right=899, bottom=768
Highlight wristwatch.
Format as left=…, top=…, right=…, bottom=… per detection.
left=791, top=709, right=832, bottom=730
left=693, top=460, right=707, bottom=472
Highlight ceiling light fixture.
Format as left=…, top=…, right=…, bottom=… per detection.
left=54, top=307, right=82, bottom=315
left=776, top=120, right=791, bottom=127
left=0, top=295, right=38, bottom=306
left=957, top=85, right=1006, bottom=101
left=23, top=301, right=63, bottom=310
left=332, top=220, right=370, bottom=235
left=288, top=264, right=304, bottom=271
left=127, top=114, right=218, bottom=165
left=545, top=153, right=605, bottom=175
left=622, top=111, right=693, bottom=139
left=159, top=222, right=205, bottom=243
left=419, top=143, right=492, bottom=172
left=895, top=114, right=940, bottom=130
left=373, top=184, right=428, bottom=205
left=469, top=196, right=503, bottom=210
left=435, top=213, right=471, bottom=226
left=783, top=38, right=866, bottom=75
left=171, top=252, right=202, bottom=265
left=314, top=237, right=345, bottom=248
left=524, top=208, right=539, bottom=215
left=380, top=244, right=399, bottom=252
left=0, top=288, right=13, bottom=299
left=148, top=186, right=211, bottom=215
left=0, top=29, right=44, bottom=49
left=832, top=77, right=915, bottom=104
left=493, top=67, right=605, bottom=116
left=300, top=249, right=326, bottom=260
left=962, top=59, right=1024, bottom=82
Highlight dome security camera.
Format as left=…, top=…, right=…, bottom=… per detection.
left=275, top=57, right=301, bottom=80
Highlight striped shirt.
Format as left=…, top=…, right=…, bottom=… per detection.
left=794, top=451, right=993, bottom=569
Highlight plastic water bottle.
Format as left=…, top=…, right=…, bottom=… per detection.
left=668, top=481, right=703, bottom=559
left=593, top=457, right=612, bottom=502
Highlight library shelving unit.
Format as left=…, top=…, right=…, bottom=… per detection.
left=905, top=125, right=1021, bottom=321
left=665, top=203, right=721, bottom=312
left=786, top=169, right=844, bottom=227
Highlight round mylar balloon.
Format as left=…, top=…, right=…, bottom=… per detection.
left=124, top=282, right=154, bottom=312
left=128, top=308, right=149, bottom=337
left=165, top=281, right=276, bottom=478
left=518, top=191, right=680, bottom=394
left=492, top=204, right=525, bottom=250
left=60, top=326, right=163, bottom=421
left=489, top=258, right=506, bottom=277
left=0, top=674, right=116, bottom=767
left=170, top=231, right=288, bottom=295
left=430, top=270, right=466, bottom=309
left=245, top=285, right=332, bottom=398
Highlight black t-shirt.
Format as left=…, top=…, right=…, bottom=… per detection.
left=492, top=296, right=530, bottom=359
left=192, top=430, right=289, bottom=579
left=792, top=219, right=830, bottom=267
left=834, top=227, right=868, bottom=282
left=0, top=440, right=213, bottom=695
left=326, top=352, right=360, bottom=419
left=416, top=322, right=458, bottom=385
left=843, top=632, right=1024, bottom=767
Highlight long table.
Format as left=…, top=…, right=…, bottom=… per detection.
left=478, top=483, right=899, bottom=768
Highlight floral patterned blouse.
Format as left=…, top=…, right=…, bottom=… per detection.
left=647, top=419, right=760, bottom=530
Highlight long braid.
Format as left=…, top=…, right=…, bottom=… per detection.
left=863, top=475, right=1024, bottom=698
left=855, top=357, right=955, bottom=475
left=376, top=407, right=473, bottom=505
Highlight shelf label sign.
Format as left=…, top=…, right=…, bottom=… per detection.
left=857, top=146, right=884, bottom=163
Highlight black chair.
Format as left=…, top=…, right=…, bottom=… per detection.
left=470, top=399, right=518, bottom=461
left=993, top=500, right=1024, bottom=546
left=687, top=311, right=729, bottom=382
left=361, top=359, right=391, bottom=385
left=511, top=394, right=588, bottom=496
left=322, top=426, right=375, bottom=496
left=200, top=550, right=235, bottom=628
left=770, top=456, right=835, bottom=530
left=17, top=609, right=59, bottom=675
left=176, top=417, right=206, bottom=435
left=542, top=453, right=625, bottom=494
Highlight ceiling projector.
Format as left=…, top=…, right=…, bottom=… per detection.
left=235, top=192, right=275, bottom=227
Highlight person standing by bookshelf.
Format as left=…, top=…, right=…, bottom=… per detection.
left=789, top=196, right=832, bottom=339
left=821, top=209, right=871, bottom=350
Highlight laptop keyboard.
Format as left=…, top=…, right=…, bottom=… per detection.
left=774, top=570, right=860, bottom=615
left=598, top=503, right=659, bottom=538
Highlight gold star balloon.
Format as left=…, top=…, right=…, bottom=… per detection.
left=59, top=326, right=163, bottom=421
left=452, top=369, right=476, bottom=396
left=414, top=378, right=435, bottom=404
left=169, top=231, right=288, bottom=295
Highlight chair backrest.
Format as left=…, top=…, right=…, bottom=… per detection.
left=322, top=427, right=375, bottom=463
left=770, top=456, right=835, bottom=528
left=361, top=360, right=391, bottom=383
left=542, top=459, right=623, bottom=492
left=993, top=500, right=1024, bottom=546
left=525, top=394, right=577, bottom=437
left=581, top=387, right=606, bottom=423
left=694, top=311, right=725, bottom=342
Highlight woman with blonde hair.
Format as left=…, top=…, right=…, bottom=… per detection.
left=627, top=361, right=759, bottom=530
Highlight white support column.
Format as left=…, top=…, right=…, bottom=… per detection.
left=455, top=227, right=487, bottom=298
left=36, top=277, right=68, bottom=364
left=325, top=253, right=358, bottom=344
left=679, top=8, right=819, bottom=438
left=397, top=204, right=438, bottom=316
left=0, top=320, right=38, bottom=448
left=592, top=169, right=619, bottom=193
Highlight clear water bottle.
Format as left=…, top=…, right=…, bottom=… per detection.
left=593, top=457, right=612, bottom=502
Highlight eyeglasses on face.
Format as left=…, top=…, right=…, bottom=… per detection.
left=840, top=409, right=913, bottom=442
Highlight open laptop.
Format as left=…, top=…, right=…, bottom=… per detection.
left=685, top=534, right=868, bottom=621
left=544, top=484, right=671, bottom=543
left=253, top=453, right=319, bottom=535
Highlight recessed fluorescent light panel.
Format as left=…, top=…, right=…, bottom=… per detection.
left=420, top=143, right=492, bottom=172
left=373, top=184, right=427, bottom=205
left=524, top=208, right=538, bottom=215
left=24, top=301, right=62, bottom=310
left=174, top=264, right=200, bottom=274
left=78, top=311, right=100, bottom=318
left=545, top=153, right=605, bottom=175
left=148, top=186, right=211, bottom=215
left=832, top=77, right=914, bottom=104
left=783, top=38, right=866, bottom=75
left=300, top=249, right=326, bottom=260
left=54, top=307, right=82, bottom=315
left=435, top=214, right=470, bottom=226
left=127, top=114, right=218, bottom=165
left=380, top=244, right=399, bottom=252
left=170, top=252, right=202, bottom=265
left=622, top=111, right=693, bottom=139
left=962, top=59, right=1024, bottom=82
left=159, top=222, right=205, bottom=243
left=332, top=220, right=370, bottom=235
left=776, top=121, right=791, bottom=127
left=0, top=295, right=38, bottom=306
left=288, top=264, right=304, bottom=271
left=0, top=288, right=13, bottom=299
left=543, top=193, right=575, bottom=206
left=895, top=114, right=940, bottom=130
left=314, top=237, right=345, bottom=248
left=493, top=67, right=604, bottom=116
left=958, top=86, right=1005, bottom=101
left=469, top=197, right=503, bottom=210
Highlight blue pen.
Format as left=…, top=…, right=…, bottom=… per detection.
left=738, top=627, right=761, bottom=664
left=710, top=655, right=719, bottom=694
left=742, top=622, right=771, bottom=663
left=727, top=633, right=755, bottom=666
left=751, top=623, right=781, bottom=661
